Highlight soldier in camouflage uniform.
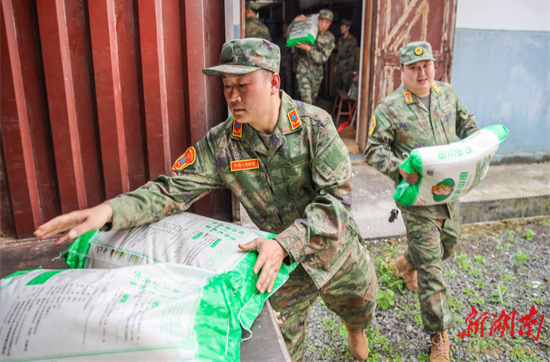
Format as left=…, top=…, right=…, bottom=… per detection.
left=334, top=19, right=358, bottom=91
left=245, top=1, right=271, bottom=41
left=35, top=38, right=377, bottom=362
left=291, top=9, right=335, bottom=105
left=365, top=41, right=479, bottom=362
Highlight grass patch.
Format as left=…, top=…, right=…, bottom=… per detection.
left=456, top=252, right=471, bottom=270
left=515, top=250, right=529, bottom=268
left=488, top=282, right=510, bottom=307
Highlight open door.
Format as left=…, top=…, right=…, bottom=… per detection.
left=358, top=0, right=458, bottom=152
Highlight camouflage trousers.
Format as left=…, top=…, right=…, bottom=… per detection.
left=401, top=203, right=460, bottom=334
left=270, top=238, right=378, bottom=361
left=334, top=65, right=353, bottom=92
left=296, top=63, right=324, bottom=105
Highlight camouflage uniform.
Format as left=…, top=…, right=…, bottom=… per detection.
left=334, top=33, right=357, bottom=91
left=105, top=38, right=377, bottom=361
left=246, top=16, right=272, bottom=41
left=292, top=10, right=335, bottom=105
left=365, top=43, right=479, bottom=334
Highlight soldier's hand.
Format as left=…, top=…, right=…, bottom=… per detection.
left=34, top=203, right=113, bottom=244
left=399, top=167, right=420, bottom=184
left=294, top=14, right=308, bottom=23
left=296, top=42, right=311, bottom=51
left=238, top=238, right=288, bottom=294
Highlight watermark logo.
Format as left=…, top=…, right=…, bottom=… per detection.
left=458, top=305, right=545, bottom=341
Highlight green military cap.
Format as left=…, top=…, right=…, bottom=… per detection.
left=245, top=1, right=260, bottom=11
left=340, top=19, right=352, bottom=27
left=318, top=9, right=333, bottom=21
left=399, top=41, right=435, bottom=65
left=202, top=38, right=280, bottom=76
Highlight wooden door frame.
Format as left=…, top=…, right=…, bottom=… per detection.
left=357, top=0, right=375, bottom=154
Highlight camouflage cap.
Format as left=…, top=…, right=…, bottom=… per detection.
left=245, top=1, right=260, bottom=11
left=340, top=19, right=352, bottom=27
left=319, top=9, right=334, bottom=21
left=202, top=38, right=280, bottom=76
left=399, top=41, right=435, bottom=65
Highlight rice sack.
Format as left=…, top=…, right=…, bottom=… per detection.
left=61, top=212, right=295, bottom=332
left=393, top=124, right=508, bottom=206
left=0, top=264, right=254, bottom=361
left=287, top=14, right=318, bottom=47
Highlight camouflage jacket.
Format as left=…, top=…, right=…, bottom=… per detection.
left=293, top=28, right=335, bottom=73
left=365, top=82, right=479, bottom=216
left=245, top=16, right=271, bottom=41
left=335, top=34, right=357, bottom=71
left=106, top=91, right=360, bottom=289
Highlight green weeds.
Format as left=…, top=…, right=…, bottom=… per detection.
left=488, top=282, right=510, bottom=306
left=522, top=229, right=536, bottom=241
left=515, top=250, right=529, bottom=267
left=377, top=289, right=396, bottom=310
left=474, top=254, right=487, bottom=265
left=456, top=252, right=471, bottom=270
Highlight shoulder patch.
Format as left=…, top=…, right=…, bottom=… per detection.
left=404, top=92, right=413, bottom=104
left=172, top=147, right=196, bottom=171
left=432, top=82, right=441, bottom=93
left=369, top=115, right=376, bottom=135
left=287, top=108, right=301, bottom=130
left=232, top=119, right=242, bottom=138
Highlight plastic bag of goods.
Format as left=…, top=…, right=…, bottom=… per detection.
left=393, top=125, right=508, bottom=206
left=0, top=263, right=263, bottom=361
left=61, top=212, right=295, bottom=331
left=287, top=14, right=318, bottom=47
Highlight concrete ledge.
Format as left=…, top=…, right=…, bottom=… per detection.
left=460, top=194, right=550, bottom=224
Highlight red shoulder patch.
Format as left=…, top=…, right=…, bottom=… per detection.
left=172, top=147, right=196, bottom=171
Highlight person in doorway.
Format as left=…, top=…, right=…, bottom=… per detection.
left=364, top=41, right=480, bottom=362
left=334, top=19, right=358, bottom=92
left=35, top=38, right=377, bottom=362
left=291, top=9, right=335, bottom=105
left=245, top=1, right=271, bottom=41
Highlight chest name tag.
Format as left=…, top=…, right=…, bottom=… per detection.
left=231, top=159, right=259, bottom=172
left=232, top=119, right=242, bottom=138
left=287, top=109, right=301, bottom=130
left=443, top=104, right=452, bottom=113
left=172, top=147, right=196, bottom=171
left=432, top=83, right=441, bottom=93
left=404, top=92, right=413, bottom=104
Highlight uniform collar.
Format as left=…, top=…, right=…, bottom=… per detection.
left=230, top=91, right=301, bottom=150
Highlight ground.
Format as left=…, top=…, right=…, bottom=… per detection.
left=303, top=216, right=550, bottom=362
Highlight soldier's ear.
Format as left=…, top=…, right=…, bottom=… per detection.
left=270, top=72, right=280, bottom=94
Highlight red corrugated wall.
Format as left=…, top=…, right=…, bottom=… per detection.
left=0, top=0, right=232, bottom=238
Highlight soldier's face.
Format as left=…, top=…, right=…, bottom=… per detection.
left=340, top=25, right=350, bottom=35
left=318, top=18, right=331, bottom=33
left=401, top=60, right=434, bottom=97
left=221, top=70, right=277, bottom=125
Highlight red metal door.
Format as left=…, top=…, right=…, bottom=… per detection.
left=358, top=0, right=457, bottom=151
left=1, top=0, right=231, bottom=238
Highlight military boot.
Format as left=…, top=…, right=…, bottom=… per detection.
left=430, top=330, right=450, bottom=362
left=340, top=318, right=369, bottom=361
left=394, top=254, right=418, bottom=292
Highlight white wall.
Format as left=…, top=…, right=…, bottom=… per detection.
left=456, top=0, right=549, bottom=31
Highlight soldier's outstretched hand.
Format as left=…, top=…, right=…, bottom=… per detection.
left=34, top=203, right=113, bottom=244
left=239, top=238, right=288, bottom=294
